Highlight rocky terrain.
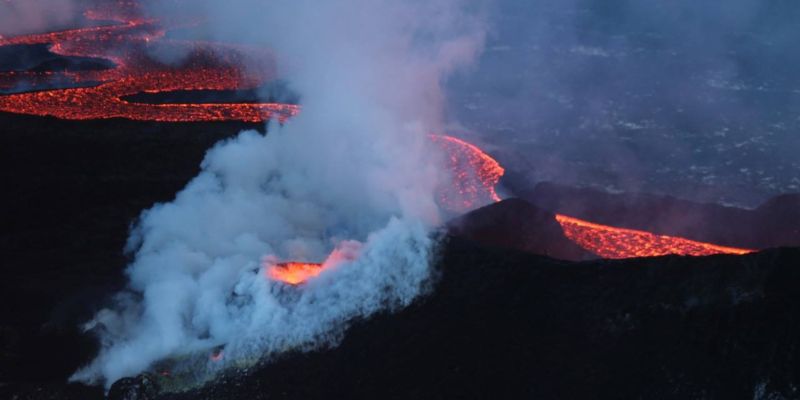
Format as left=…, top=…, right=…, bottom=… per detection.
left=2, top=113, right=799, bottom=399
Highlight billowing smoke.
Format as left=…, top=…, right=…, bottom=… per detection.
left=0, top=0, right=78, bottom=37
left=71, top=0, right=485, bottom=388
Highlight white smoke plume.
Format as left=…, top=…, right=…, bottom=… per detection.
left=72, top=0, right=485, bottom=388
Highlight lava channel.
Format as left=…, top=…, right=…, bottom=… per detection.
left=0, top=0, right=298, bottom=123
left=555, top=214, right=754, bottom=258
left=430, top=134, right=505, bottom=212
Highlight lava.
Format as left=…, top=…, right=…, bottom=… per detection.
left=267, top=262, right=325, bottom=285
left=428, top=136, right=757, bottom=258
left=555, top=214, right=753, bottom=258
left=430, top=134, right=505, bottom=212
left=0, top=0, right=298, bottom=122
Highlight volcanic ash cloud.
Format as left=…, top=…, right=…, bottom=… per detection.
left=72, top=0, right=485, bottom=387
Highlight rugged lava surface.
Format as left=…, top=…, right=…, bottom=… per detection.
left=524, top=182, right=800, bottom=250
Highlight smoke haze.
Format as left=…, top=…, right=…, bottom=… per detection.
left=0, top=0, right=79, bottom=37
left=72, top=0, right=485, bottom=387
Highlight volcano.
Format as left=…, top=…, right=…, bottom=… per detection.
left=112, top=239, right=800, bottom=400
left=2, top=0, right=800, bottom=399
left=267, top=262, right=325, bottom=285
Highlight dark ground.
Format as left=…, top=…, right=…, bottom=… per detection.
left=0, top=112, right=258, bottom=399
left=162, top=240, right=800, bottom=400
left=1, top=112, right=800, bottom=399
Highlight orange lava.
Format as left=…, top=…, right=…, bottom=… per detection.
left=0, top=0, right=298, bottom=122
left=267, top=262, right=325, bottom=285
left=555, top=214, right=753, bottom=258
left=431, top=136, right=756, bottom=259
left=430, top=134, right=505, bottom=212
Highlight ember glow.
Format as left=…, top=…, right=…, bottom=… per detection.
left=267, top=262, right=325, bottom=285
left=430, top=134, right=505, bottom=212
left=266, top=240, right=361, bottom=285
left=555, top=214, right=753, bottom=258
left=0, top=0, right=298, bottom=122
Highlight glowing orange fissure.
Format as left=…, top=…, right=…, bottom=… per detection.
left=555, top=214, right=753, bottom=258
left=267, top=262, right=324, bottom=285
left=429, top=134, right=504, bottom=212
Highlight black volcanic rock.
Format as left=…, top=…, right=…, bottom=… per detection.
left=448, top=198, right=594, bottom=261
left=0, top=44, right=114, bottom=73
left=3, top=114, right=800, bottom=399
left=523, top=182, right=800, bottom=249
left=108, top=374, right=161, bottom=400
left=157, top=240, right=800, bottom=400
left=0, top=113, right=259, bottom=400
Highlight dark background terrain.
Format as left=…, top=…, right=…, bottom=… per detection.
left=0, top=113, right=258, bottom=398
left=2, top=1, right=800, bottom=397
left=1, top=113, right=800, bottom=399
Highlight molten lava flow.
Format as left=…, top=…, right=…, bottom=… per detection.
left=266, top=241, right=361, bottom=285
left=430, top=134, right=505, bottom=212
left=555, top=214, right=753, bottom=258
left=430, top=136, right=755, bottom=259
left=0, top=68, right=299, bottom=122
left=0, top=0, right=298, bottom=122
left=267, top=262, right=325, bottom=285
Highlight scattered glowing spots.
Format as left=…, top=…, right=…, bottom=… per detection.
left=555, top=214, right=753, bottom=258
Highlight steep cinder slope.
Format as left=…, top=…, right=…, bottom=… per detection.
left=448, top=197, right=594, bottom=261
left=146, top=239, right=800, bottom=400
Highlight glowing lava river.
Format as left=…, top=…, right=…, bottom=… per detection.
left=0, top=0, right=755, bottom=286
left=0, top=0, right=298, bottom=122
left=555, top=214, right=752, bottom=259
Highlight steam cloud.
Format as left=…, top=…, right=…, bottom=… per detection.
left=72, top=0, right=485, bottom=387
